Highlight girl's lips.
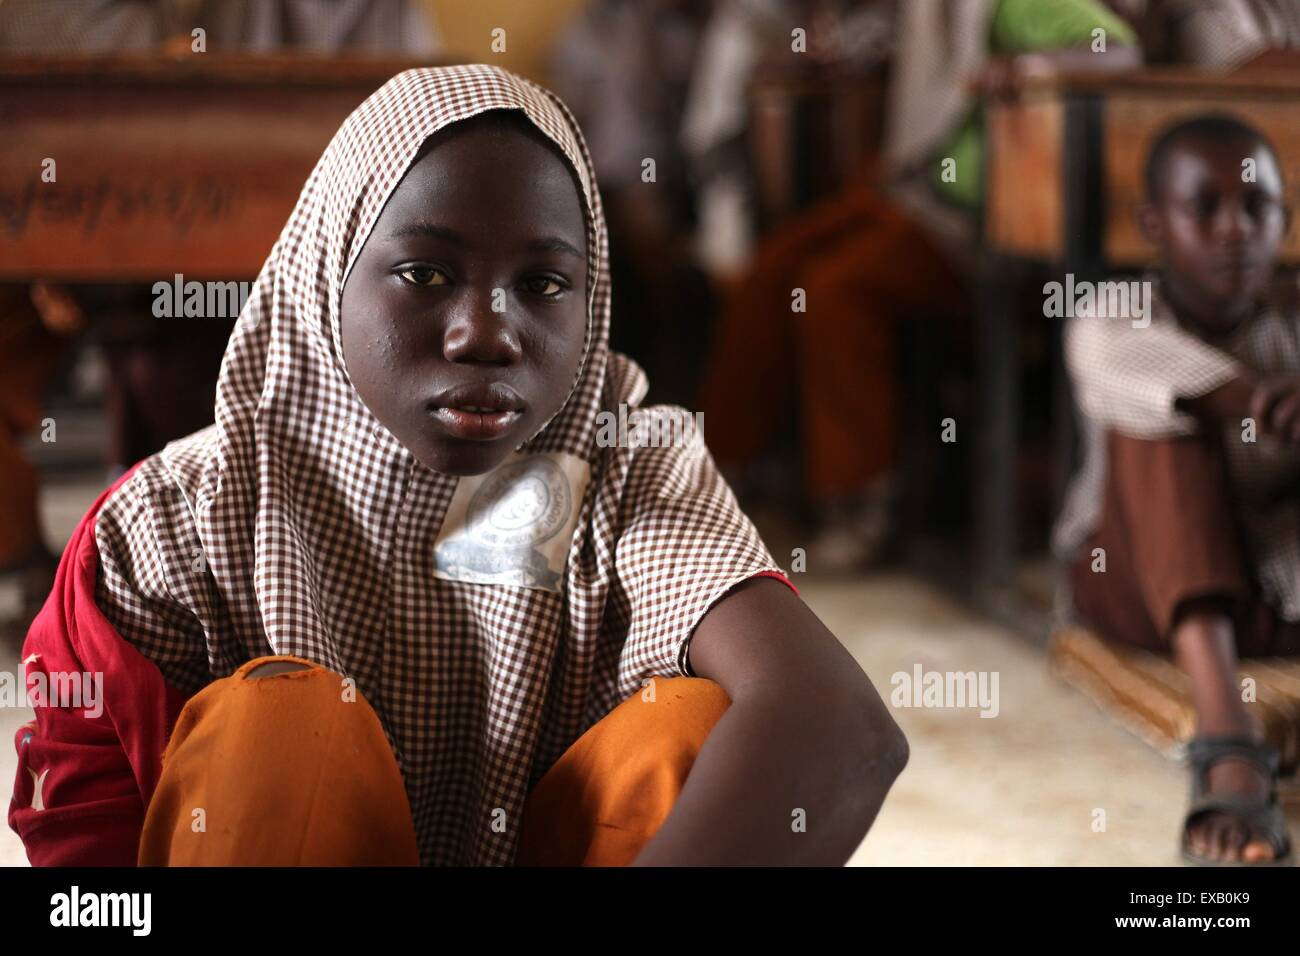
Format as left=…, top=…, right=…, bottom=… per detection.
left=429, top=407, right=523, bottom=441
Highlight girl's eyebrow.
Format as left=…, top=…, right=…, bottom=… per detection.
left=524, top=236, right=584, bottom=260
left=390, top=221, right=584, bottom=261
left=391, top=221, right=462, bottom=242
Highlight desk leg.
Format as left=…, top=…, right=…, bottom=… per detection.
left=974, top=269, right=1018, bottom=595
left=1056, top=95, right=1105, bottom=521
left=1049, top=314, right=1078, bottom=518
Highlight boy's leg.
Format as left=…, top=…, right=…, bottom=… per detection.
left=796, top=198, right=966, bottom=501
left=1070, top=431, right=1286, bottom=862
left=516, top=676, right=730, bottom=866
left=138, top=655, right=420, bottom=866
left=696, top=185, right=878, bottom=475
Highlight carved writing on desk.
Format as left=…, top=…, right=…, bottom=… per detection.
left=0, top=176, right=239, bottom=239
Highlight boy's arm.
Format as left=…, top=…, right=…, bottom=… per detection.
left=1064, top=312, right=1242, bottom=438
left=1180, top=374, right=1300, bottom=448
left=628, top=577, right=907, bottom=866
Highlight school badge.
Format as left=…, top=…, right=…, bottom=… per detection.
left=432, top=451, right=590, bottom=590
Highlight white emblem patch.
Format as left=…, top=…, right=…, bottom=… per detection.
left=432, top=452, right=590, bottom=590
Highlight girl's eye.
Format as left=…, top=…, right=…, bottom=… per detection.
left=524, top=275, right=565, bottom=297
left=397, top=266, right=448, bottom=287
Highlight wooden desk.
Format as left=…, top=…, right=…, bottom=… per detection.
left=0, top=54, right=453, bottom=281
left=986, top=67, right=1300, bottom=268
left=975, top=66, right=1300, bottom=612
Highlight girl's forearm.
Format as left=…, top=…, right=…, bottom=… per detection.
left=629, top=686, right=908, bottom=866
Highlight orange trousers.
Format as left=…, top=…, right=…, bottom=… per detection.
left=698, top=183, right=967, bottom=499
left=138, top=655, right=731, bottom=866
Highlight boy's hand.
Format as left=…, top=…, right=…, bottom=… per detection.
left=1249, top=376, right=1300, bottom=447
left=1180, top=374, right=1300, bottom=448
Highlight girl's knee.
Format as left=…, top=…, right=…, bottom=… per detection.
left=244, top=659, right=314, bottom=680
left=236, top=655, right=325, bottom=681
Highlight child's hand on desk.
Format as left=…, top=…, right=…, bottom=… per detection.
left=1250, top=376, right=1300, bottom=447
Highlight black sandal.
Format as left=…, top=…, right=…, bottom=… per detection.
left=1181, top=735, right=1292, bottom=866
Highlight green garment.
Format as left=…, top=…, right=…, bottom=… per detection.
left=933, top=0, right=1138, bottom=210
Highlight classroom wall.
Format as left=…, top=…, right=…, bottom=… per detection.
left=425, top=0, right=593, bottom=82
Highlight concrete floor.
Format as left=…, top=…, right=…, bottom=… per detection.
left=2, top=478, right=1295, bottom=867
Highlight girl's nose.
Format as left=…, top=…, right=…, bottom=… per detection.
left=442, top=291, right=522, bottom=365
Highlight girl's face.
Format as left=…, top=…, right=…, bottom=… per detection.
left=340, top=115, right=590, bottom=476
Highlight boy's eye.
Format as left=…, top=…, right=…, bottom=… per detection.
left=397, top=266, right=449, bottom=287
left=524, top=275, right=565, bottom=297
left=1244, top=191, right=1278, bottom=219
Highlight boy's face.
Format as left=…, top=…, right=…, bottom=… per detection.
left=1140, top=136, right=1289, bottom=327
left=340, top=119, right=589, bottom=476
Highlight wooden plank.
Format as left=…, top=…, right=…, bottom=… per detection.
left=0, top=53, right=449, bottom=87
left=0, top=54, right=453, bottom=280
left=1019, top=61, right=1300, bottom=97
left=985, top=95, right=1065, bottom=259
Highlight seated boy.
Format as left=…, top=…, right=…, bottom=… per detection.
left=1057, top=114, right=1298, bottom=864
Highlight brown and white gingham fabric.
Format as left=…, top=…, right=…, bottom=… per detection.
left=1167, top=0, right=1300, bottom=69
left=1055, top=271, right=1300, bottom=621
left=91, top=64, right=785, bottom=866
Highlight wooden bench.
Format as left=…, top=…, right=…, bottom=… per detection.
left=1050, top=625, right=1300, bottom=773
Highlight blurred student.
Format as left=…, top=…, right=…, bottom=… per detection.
left=1164, top=0, right=1300, bottom=67
left=678, top=0, right=894, bottom=273
left=1058, top=115, right=1296, bottom=865
left=548, top=0, right=715, bottom=402
left=698, top=0, right=1139, bottom=571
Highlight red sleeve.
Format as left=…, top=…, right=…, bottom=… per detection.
left=8, top=467, right=192, bottom=867
left=747, top=569, right=800, bottom=599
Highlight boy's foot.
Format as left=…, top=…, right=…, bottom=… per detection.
left=1182, top=734, right=1291, bottom=864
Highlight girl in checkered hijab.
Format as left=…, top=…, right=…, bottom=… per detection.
left=12, top=65, right=905, bottom=867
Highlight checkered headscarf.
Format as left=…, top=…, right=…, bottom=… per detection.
left=94, top=65, right=785, bottom=865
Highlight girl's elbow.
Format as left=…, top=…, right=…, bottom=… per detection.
left=876, top=718, right=910, bottom=782
left=846, top=690, right=909, bottom=785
